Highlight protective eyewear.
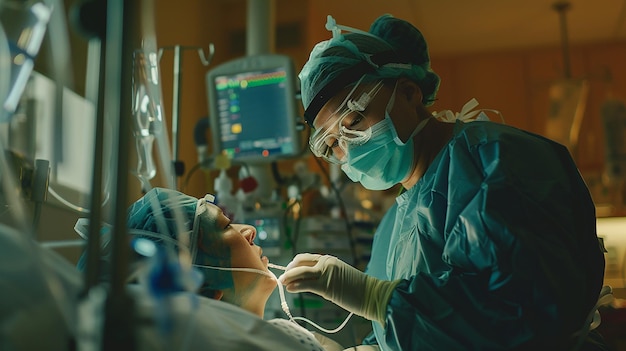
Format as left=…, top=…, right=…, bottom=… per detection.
left=309, top=79, right=384, bottom=164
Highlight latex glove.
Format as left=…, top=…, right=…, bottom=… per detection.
left=312, top=332, right=344, bottom=351
left=279, top=254, right=401, bottom=326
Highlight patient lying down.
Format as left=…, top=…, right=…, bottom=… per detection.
left=123, top=188, right=347, bottom=351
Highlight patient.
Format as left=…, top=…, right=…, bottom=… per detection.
left=125, top=187, right=276, bottom=317
left=123, top=187, right=346, bottom=351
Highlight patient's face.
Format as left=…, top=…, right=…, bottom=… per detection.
left=196, top=202, right=275, bottom=306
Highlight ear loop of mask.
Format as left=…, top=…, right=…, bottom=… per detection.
left=193, top=263, right=354, bottom=334
left=432, top=98, right=506, bottom=124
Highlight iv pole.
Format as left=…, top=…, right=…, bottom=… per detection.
left=547, top=1, right=588, bottom=159
left=101, top=0, right=139, bottom=349
left=158, top=45, right=214, bottom=190
left=553, top=1, right=572, bottom=79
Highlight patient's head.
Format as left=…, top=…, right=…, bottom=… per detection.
left=127, top=187, right=276, bottom=317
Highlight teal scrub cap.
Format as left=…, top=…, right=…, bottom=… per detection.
left=127, top=187, right=198, bottom=239
left=300, top=14, right=440, bottom=127
left=126, top=187, right=233, bottom=291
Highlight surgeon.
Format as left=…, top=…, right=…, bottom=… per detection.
left=279, top=14, right=608, bottom=351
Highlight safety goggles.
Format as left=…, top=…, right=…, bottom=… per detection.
left=309, top=79, right=385, bottom=164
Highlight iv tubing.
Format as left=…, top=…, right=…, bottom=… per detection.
left=268, top=263, right=287, bottom=270
left=267, top=262, right=355, bottom=333
left=192, top=264, right=295, bottom=319
left=193, top=263, right=354, bottom=334
left=293, top=313, right=354, bottom=334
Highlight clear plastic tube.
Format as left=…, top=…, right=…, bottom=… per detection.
left=194, top=263, right=354, bottom=334
left=1, top=1, right=52, bottom=117
left=131, top=50, right=162, bottom=189
left=267, top=263, right=287, bottom=270
left=294, top=313, right=354, bottom=334
left=48, top=185, right=111, bottom=214
left=193, top=264, right=295, bottom=321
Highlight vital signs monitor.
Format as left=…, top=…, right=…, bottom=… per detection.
left=205, top=54, right=300, bottom=163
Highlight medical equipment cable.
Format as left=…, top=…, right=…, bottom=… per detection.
left=193, top=263, right=354, bottom=334
left=256, top=264, right=356, bottom=333
left=181, top=161, right=212, bottom=193
left=267, top=263, right=354, bottom=334
left=47, top=185, right=111, bottom=214
left=267, top=262, right=287, bottom=270
left=193, top=263, right=295, bottom=321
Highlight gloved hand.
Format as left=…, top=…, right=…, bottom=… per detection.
left=278, top=253, right=401, bottom=326
left=311, top=332, right=344, bottom=351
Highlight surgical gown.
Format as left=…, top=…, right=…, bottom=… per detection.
left=364, top=120, right=605, bottom=350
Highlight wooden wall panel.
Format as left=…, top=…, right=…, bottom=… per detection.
left=155, top=0, right=310, bottom=197
left=430, top=42, right=626, bottom=177
left=429, top=57, right=457, bottom=116
left=582, top=42, right=626, bottom=173
left=444, top=53, right=529, bottom=129
left=154, top=1, right=225, bottom=197
left=152, top=2, right=626, bottom=204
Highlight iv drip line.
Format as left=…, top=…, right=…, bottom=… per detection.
left=268, top=263, right=287, bottom=270
left=193, top=263, right=354, bottom=334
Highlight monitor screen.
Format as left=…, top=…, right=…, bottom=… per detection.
left=206, top=55, right=300, bottom=163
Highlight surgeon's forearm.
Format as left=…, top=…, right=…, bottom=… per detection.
left=363, top=277, right=402, bottom=326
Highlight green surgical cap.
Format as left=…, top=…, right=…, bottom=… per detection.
left=127, top=187, right=198, bottom=239
left=126, top=187, right=233, bottom=291
left=300, top=14, right=440, bottom=126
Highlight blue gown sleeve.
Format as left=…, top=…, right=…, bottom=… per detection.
left=374, top=122, right=605, bottom=350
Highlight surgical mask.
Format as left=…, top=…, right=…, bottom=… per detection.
left=341, top=86, right=431, bottom=190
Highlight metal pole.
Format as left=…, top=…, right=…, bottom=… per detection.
left=172, top=44, right=182, bottom=188
left=246, top=0, right=275, bottom=56
left=102, top=0, right=138, bottom=348
left=68, top=0, right=109, bottom=294
left=156, top=44, right=213, bottom=191
left=553, top=1, right=572, bottom=79
left=84, top=36, right=106, bottom=292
